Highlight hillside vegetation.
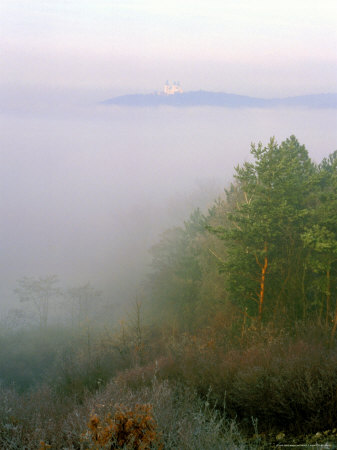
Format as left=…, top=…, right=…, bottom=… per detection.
left=1, top=136, right=337, bottom=448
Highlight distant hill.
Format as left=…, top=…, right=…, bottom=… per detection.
left=102, top=91, right=337, bottom=108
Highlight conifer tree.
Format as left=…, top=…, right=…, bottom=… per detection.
left=210, top=136, right=315, bottom=323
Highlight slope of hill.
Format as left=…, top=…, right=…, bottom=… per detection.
left=103, top=91, right=337, bottom=108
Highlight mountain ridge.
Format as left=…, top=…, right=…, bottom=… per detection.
left=102, top=91, right=337, bottom=108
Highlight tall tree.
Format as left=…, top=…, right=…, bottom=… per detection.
left=147, top=209, right=206, bottom=329
left=302, top=151, right=337, bottom=330
left=210, top=136, right=315, bottom=323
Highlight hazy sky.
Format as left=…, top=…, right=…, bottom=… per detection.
left=1, top=0, right=337, bottom=96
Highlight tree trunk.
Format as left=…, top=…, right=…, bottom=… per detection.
left=326, top=267, right=331, bottom=328
left=301, top=262, right=307, bottom=321
left=330, top=307, right=337, bottom=346
left=258, top=243, right=268, bottom=323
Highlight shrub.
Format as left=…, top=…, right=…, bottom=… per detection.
left=159, top=327, right=337, bottom=433
left=84, top=403, right=162, bottom=449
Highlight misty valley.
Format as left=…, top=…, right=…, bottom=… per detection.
left=1, top=0, right=337, bottom=447
left=1, top=119, right=337, bottom=447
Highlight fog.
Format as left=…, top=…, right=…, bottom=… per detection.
left=1, top=90, right=337, bottom=317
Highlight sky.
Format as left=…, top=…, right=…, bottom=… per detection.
left=1, top=0, right=337, bottom=97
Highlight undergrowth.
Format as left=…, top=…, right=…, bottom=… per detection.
left=0, top=378, right=247, bottom=449
left=1, top=322, right=337, bottom=448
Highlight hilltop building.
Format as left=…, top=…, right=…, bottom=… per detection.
left=163, top=81, right=183, bottom=95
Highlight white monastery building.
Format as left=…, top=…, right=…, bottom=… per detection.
left=163, top=81, right=183, bottom=95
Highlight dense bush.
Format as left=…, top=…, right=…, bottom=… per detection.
left=150, top=327, right=337, bottom=433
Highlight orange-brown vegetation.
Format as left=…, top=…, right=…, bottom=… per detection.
left=84, top=403, right=162, bottom=449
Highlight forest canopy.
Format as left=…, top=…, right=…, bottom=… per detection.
left=146, top=136, right=337, bottom=335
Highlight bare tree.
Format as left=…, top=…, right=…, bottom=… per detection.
left=65, top=282, right=102, bottom=327
left=14, top=275, right=60, bottom=328
left=127, top=297, right=145, bottom=366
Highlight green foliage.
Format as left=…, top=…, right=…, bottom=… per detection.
left=301, top=151, right=337, bottom=324
left=147, top=209, right=206, bottom=329
left=147, top=135, right=337, bottom=330
left=208, top=136, right=336, bottom=324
